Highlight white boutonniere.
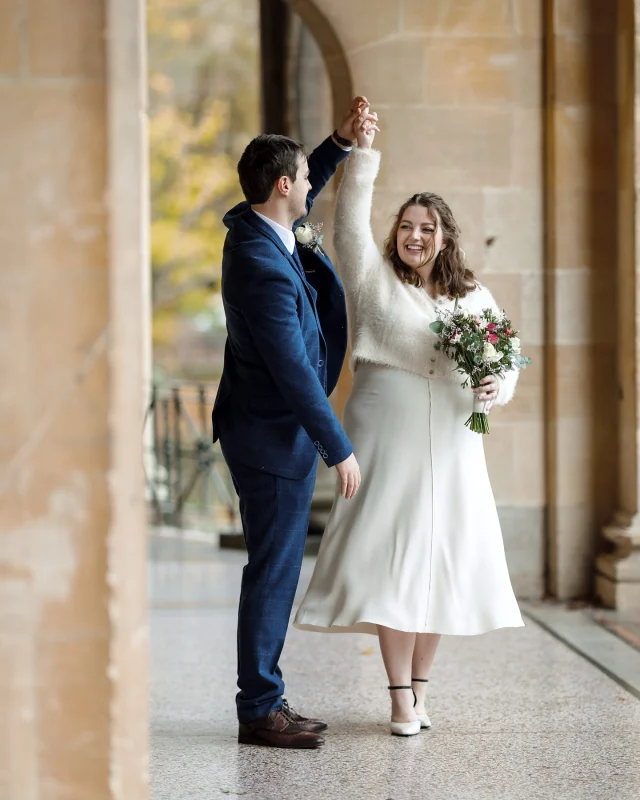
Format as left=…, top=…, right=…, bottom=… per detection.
left=295, top=222, right=324, bottom=253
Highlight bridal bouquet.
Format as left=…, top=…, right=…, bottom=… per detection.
left=429, top=305, right=531, bottom=434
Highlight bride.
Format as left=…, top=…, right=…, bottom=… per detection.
left=294, top=110, right=524, bottom=736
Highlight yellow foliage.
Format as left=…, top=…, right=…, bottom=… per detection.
left=148, top=0, right=259, bottom=351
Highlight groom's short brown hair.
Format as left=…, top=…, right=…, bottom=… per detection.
left=237, top=134, right=305, bottom=205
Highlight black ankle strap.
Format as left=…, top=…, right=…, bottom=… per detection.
left=411, top=678, right=429, bottom=682
left=388, top=685, right=412, bottom=691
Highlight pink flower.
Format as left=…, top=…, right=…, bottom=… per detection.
left=505, top=329, right=512, bottom=335
left=486, top=323, right=498, bottom=332
left=486, top=333, right=499, bottom=344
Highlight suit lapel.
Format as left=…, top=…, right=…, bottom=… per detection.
left=246, top=211, right=306, bottom=279
left=246, top=210, right=319, bottom=303
left=290, top=247, right=325, bottom=350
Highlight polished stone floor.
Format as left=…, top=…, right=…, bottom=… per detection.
left=150, top=538, right=640, bottom=800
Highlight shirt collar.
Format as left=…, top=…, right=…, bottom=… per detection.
left=252, top=209, right=296, bottom=255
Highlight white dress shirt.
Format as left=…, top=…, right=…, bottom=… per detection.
left=253, top=210, right=296, bottom=255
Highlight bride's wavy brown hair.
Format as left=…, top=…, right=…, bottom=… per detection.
left=383, top=193, right=476, bottom=298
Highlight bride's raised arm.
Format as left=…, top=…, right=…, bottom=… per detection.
left=333, top=113, right=382, bottom=296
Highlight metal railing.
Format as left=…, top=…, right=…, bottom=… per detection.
left=144, top=382, right=240, bottom=531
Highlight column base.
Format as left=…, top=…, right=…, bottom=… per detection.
left=595, top=565, right=640, bottom=610
left=595, top=515, right=640, bottom=610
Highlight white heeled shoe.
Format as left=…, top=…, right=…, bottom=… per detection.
left=390, top=718, right=421, bottom=736
left=388, top=685, right=421, bottom=737
left=412, top=677, right=431, bottom=730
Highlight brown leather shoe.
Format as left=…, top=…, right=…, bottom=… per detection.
left=238, top=708, right=325, bottom=749
left=282, top=699, right=328, bottom=732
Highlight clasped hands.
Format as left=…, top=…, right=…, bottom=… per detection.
left=336, top=96, right=380, bottom=149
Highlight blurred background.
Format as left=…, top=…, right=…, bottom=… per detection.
left=145, top=0, right=340, bottom=536
left=148, top=0, right=260, bottom=386
left=148, top=0, right=331, bottom=384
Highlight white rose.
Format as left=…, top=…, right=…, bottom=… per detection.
left=483, top=342, right=501, bottom=363
left=510, top=336, right=521, bottom=354
left=295, top=225, right=314, bottom=245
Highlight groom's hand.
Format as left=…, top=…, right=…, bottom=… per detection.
left=336, top=96, right=377, bottom=144
left=336, top=453, right=361, bottom=500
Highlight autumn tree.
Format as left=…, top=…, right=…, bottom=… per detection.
left=148, top=0, right=259, bottom=353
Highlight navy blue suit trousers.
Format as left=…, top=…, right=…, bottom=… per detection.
left=223, top=449, right=316, bottom=723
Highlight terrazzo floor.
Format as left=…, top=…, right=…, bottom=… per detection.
left=150, top=545, right=640, bottom=800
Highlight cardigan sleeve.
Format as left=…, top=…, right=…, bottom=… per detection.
left=333, top=147, right=382, bottom=297
left=477, top=284, right=519, bottom=406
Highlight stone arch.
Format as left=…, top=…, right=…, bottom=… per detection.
left=284, top=0, right=354, bottom=129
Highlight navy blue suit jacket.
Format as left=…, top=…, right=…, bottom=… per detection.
left=212, top=136, right=352, bottom=480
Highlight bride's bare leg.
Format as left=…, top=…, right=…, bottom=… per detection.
left=411, top=633, right=440, bottom=713
left=378, top=625, right=417, bottom=723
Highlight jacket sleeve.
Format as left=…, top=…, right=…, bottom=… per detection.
left=303, top=136, right=351, bottom=212
left=234, top=254, right=353, bottom=467
left=480, top=285, right=519, bottom=405
left=333, top=148, right=382, bottom=297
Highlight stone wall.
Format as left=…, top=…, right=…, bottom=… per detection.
left=296, top=0, right=547, bottom=595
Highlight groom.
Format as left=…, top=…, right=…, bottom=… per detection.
left=213, top=97, right=376, bottom=748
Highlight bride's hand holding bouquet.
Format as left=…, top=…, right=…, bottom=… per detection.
left=429, top=304, right=531, bottom=434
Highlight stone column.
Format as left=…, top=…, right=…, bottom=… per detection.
left=261, top=0, right=292, bottom=135
left=544, top=0, right=618, bottom=599
left=106, top=0, right=150, bottom=795
left=0, top=0, right=149, bottom=796
left=595, top=0, right=640, bottom=611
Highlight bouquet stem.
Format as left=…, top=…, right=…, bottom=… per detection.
left=465, top=397, right=490, bottom=434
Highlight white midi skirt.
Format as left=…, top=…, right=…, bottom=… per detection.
left=294, top=363, right=524, bottom=636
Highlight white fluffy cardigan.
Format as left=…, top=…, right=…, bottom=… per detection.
left=333, top=148, right=518, bottom=406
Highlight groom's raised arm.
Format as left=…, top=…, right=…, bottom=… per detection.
left=304, top=137, right=351, bottom=211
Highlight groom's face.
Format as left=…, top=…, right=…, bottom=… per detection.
left=287, top=155, right=312, bottom=219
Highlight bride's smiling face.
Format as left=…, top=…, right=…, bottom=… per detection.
left=396, top=205, right=445, bottom=270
